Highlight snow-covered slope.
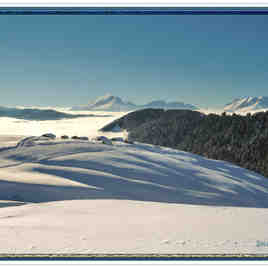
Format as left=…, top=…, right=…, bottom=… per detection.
left=72, top=94, right=198, bottom=111
left=1, top=136, right=268, bottom=254
left=224, top=96, right=268, bottom=113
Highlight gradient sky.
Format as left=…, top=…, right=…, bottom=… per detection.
left=1, top=13, right=268, bottom=108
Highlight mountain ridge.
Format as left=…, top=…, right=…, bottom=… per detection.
left=224, top=96, right=268, bottom=112
left=0, top=106, right=104, bottom=121
left=71, top=94, right=198, bottom=111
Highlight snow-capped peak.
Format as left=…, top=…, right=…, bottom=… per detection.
left=72, top=95, right=198, bottom=112
left=224, top=96, right=268, bottom=112
left=72, top=94, right=137, bottom=112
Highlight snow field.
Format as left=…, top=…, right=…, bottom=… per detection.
left=0, top=110, right=268, bottom=254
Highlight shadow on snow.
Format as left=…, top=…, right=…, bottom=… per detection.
left=1, top=143, right=268, bottom=208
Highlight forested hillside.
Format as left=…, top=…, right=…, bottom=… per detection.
left=102, top=109, right=268, bottom=178
left=100, top=108, right=203, bottom=132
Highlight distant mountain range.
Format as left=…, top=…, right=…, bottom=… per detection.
left=71, top=94, right=198, bottom=112
left=224, top=96, right=268, bottom=113
left=0, top=106, right=106, bottom=121
left=3, top=95, right=268, bottom=117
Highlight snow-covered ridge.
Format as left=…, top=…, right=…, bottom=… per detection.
left=71, top=94, right=198, bottom=111
left=1, top=136, right=268, bottom=254
left=1, top=136, right=268, bottom=208
left=72, top=94, right=137, bottom=111
left=224, top=96, right=268, bottom=113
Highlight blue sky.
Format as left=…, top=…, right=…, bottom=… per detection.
left=1, top=13, right=268, bottom=108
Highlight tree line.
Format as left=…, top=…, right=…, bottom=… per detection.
left=122, top=109, right=268, bottom=178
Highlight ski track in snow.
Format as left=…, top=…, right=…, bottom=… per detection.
left=0, top=111, right=268, bottom=254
